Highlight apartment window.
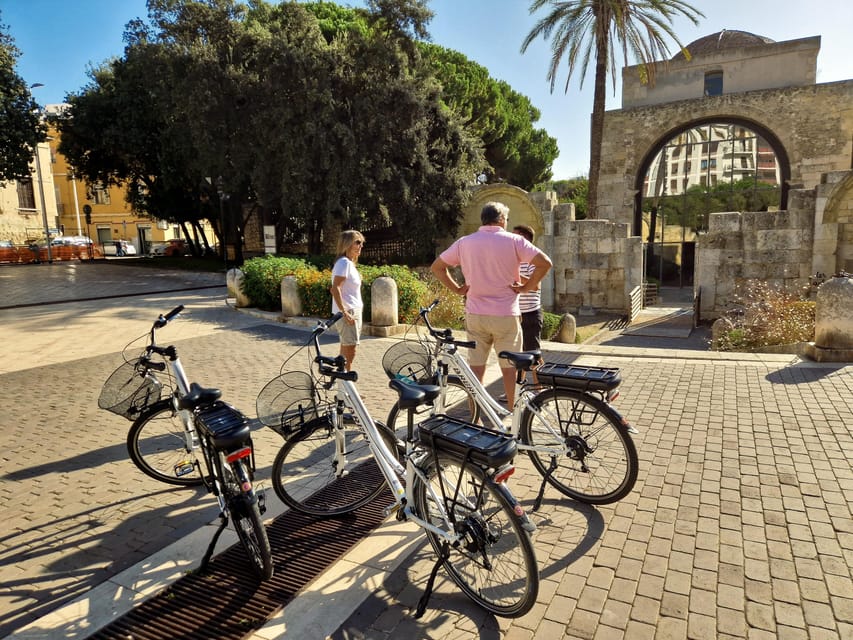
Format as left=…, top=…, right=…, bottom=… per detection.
left=17, top=179, right=36, bottom=210
left=704, top=71, right=723, bottom=96
left=88, top=182, right=111, bottom=205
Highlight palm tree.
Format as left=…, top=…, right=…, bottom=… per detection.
left=521, top=0, right=703, bottom=218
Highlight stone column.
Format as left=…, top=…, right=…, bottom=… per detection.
left=370, top=277, right=398, bottom=337
left=281, top=275, right=302, bottom=318
left=804, top=272, right=853, bottom=362
left=227, top=268, right=251, bottom=308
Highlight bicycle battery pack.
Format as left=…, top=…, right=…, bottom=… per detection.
left=536, top=363, right=621, bottom=392
left=418, top=415, right=516, bottom=468
left=196, top=401, right=252, bottom=451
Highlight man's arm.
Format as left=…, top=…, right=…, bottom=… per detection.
left=513, top=251, right=552, bottom=294
left=430, top=256, right=469, bottom=296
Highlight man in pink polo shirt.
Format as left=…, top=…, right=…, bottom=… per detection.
left=430, top=201, right=552, bottom=406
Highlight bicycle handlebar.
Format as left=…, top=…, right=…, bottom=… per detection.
left=310, top=313, right=357, bottom=381
left=153, top=305, right=185, bottom=329
left=419, top=299, right=476, bottom=349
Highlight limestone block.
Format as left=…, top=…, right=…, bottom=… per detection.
left=553, top=203, right=575, bottom=222
left=557, top=293, right=583, bottom=310
left=370, top=276, right=398, bottom=327
left=580, top=253, right=609, bottom=270
left=554, top=313, right=576, bottom=344
left=708, top=212, right=741, bottom=233
left=578, top=220, right=611, bottom=238
left=227, top=268, right=251, bottom=308
left=814, top=273, right=853, bottom=349
left=598, top=238, right=615, bottom=254
left=226, top=268, right=240, bottom=298
left=710, top=317, right=734, bottom=350
left=281, top=275, right=302, bottom=317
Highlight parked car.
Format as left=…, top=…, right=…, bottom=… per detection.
left=103, top=240, right=137, bottom=256
left=51, top=235, right=93, bottom=247
left=151, top=238, right=187, bottom=257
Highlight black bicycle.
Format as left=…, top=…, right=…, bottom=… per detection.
left=98, top=305, right=273, bottom=580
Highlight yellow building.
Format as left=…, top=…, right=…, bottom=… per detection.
left=46, top=106, right=191, bottom=256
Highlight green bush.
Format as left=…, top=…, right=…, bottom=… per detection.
left=715, top=280, right=815, bottom=351
left=542, top=311, right=561, bottom=340
left=360, top=264, right=430, bottom=323
left=240, top=255, right=312, bottom=310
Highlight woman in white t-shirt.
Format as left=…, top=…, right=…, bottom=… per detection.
left=330, top=230, right=365, bottom=371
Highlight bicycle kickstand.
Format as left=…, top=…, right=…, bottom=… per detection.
left=413, top=541, right=451, bottom=619
left=532, top=457, right=559, bottom=512
left=199, top=513, right=230, bottom=574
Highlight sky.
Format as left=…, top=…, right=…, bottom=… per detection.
left=3, top=0, right=853, bottom=180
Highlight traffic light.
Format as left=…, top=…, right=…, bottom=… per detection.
left=83, top=204, right=92, bottom=226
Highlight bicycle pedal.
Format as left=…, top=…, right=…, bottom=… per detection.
left=257, top=490, right=267, bottom=515
left=174, top=460, right=196, bottom=477
left=383, top=502, right=400, bottom=517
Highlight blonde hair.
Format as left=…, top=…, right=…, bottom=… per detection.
left=336, top=230, right=365, bottom=260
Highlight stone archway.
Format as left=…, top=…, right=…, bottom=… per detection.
left=633, top=118, right=790, bottom=291
left=458, top=184, right=544, bottom=243
left=818, top=172, right=853, bottom=274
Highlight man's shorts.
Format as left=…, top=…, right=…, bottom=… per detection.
left=465, top=313, right=521, bottom=368
left=335, top=308, right=362, bottom=346
left=520, top=308, right=543, bottom=352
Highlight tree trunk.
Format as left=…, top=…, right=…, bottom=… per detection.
left=587, top=31, right=610, bottom=220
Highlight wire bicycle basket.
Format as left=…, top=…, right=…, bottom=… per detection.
left=256, top=370, right=330, bottom=438
left=381, top=339, right=435, bottom=383
left=98, top=359, right=162, bottom=420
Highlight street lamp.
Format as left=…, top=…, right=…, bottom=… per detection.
left=30, top=83, right=52, bottom=263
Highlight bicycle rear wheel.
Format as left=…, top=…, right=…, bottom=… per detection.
left=413, top=456, right=538, bottom=617
left=271, top=419, right=398, bottom=517
left=385, top=375, right=479, bottom=442
left=521, top=388, right=638, bottom=504
left=225, top=461, right=273, bottom=580
left=127, top=400, right=204, bottom=486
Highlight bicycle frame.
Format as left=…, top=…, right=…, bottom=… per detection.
left=417, top=303, right=608, bottom=458
left=329, top=376, right=468, bottom=544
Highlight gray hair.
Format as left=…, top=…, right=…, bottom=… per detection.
left=480, top=201, right=509, bottom=225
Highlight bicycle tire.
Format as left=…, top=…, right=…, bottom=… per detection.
left=127, top=400, right=204, bottom=486
left=271, top=419, right=398, bottom=517
left=520, top=387, right=638, bottom=505
left=413, top=456, right=538, bottom=617
left=225, top=462, right=273, bottom=580
left=385, top=375, right=479, bottom=442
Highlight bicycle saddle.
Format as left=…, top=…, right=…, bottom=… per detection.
left=178, top=382, right=223, bottom=410
left=498, top=351, right=539, bottom=370
left=389, top=378, right=441, bottom=409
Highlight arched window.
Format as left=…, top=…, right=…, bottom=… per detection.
left=640, top=122, right=783, bottom=287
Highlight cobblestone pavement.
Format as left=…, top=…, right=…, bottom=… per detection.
left=0, top=262, right=410, bottom=637
left=2, top=262, right=852, bottom=640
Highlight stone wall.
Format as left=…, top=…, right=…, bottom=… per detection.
left=696, top=206, right=814, bottom=316
left=551, top=214, right=643, bottom=314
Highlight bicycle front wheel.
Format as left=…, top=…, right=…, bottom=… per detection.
left=413, top=457, right=538, bottom=617
left=127, top=400, right=204, bottom=486
left=385, top=375, right=479, bottom=441
left=521, top=388, right=638, bottom=504
left=271, top=420, right=398, bottom=517
left=225, top=468, right=273, bottom=581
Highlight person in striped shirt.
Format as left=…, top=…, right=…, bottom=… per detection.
left=512, top=224, right=543, bottom=386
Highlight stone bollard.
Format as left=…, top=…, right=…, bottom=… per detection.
left=710, top=317, right=734, bottom=351
left=281, top=275, right=302, bottom=317
left=226, top=268, right=240, bottom=298
left=227, top=267, right=251, bottom=308
left=804, top=272, right=853, bottom=362
left=369, top=277, right=398, bottom=336
left=554, top=313, right=577, bottom=344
